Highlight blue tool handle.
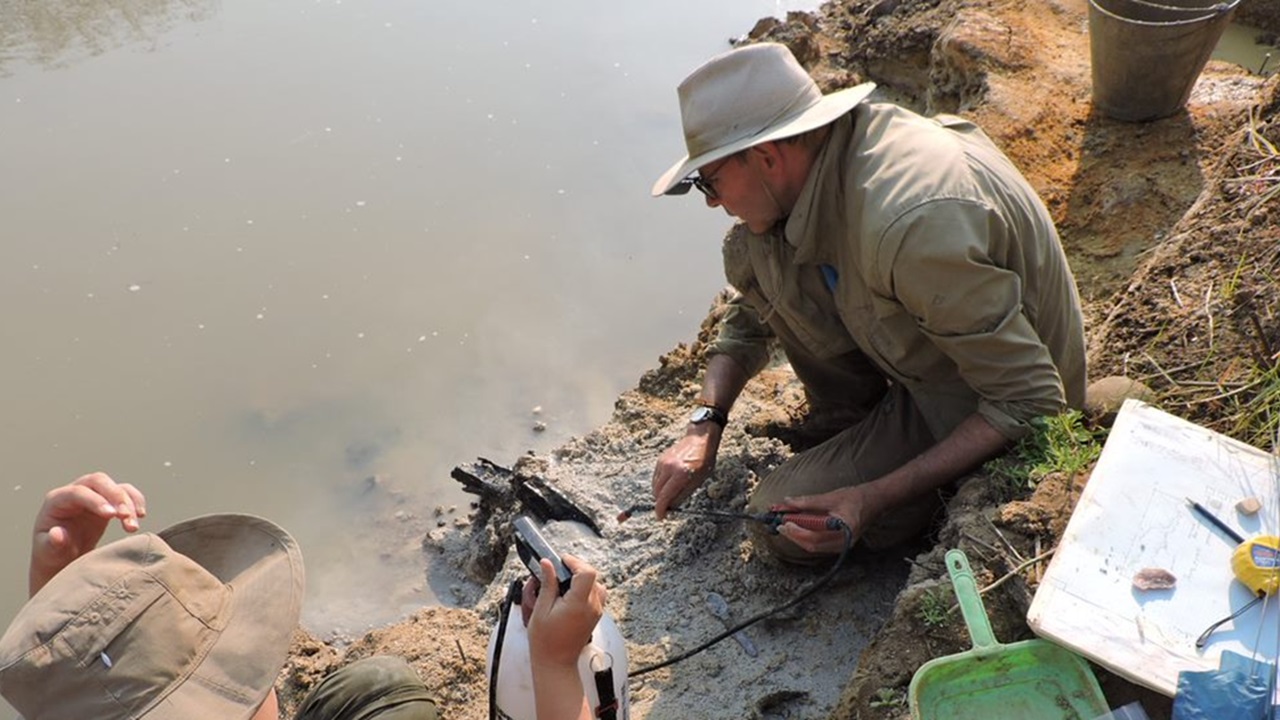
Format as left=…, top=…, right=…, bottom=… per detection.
left=946, top=549, right=999, bottom=650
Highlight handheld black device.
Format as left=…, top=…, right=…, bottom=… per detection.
left=512, top=515, right=573, bottom=595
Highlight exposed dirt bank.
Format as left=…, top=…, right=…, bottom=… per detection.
left=275, top=1, right=1280, bottom=718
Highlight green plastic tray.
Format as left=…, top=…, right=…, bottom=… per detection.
left=909, top=549, right=1110, bottom=720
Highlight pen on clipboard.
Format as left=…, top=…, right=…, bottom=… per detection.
left=1185, top=498, right=1245, bottom=544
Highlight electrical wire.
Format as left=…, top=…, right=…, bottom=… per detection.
left=628, top=520, right=854, bottom=678
left=489, top=579, right=524, bottom=720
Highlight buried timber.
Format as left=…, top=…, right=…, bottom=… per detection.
left=274, top=0, right=1280, bottom=718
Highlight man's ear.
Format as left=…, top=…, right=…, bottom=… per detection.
left=748, top=141, right=782, bottom=171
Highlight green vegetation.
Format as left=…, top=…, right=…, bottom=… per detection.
left=1223, top=366, right=1280, bottom=451
left=868, top=687, right=907, bottom=709
left=986, top=410, right=1106, bottom=499
left=917, top=586, right=952, bottom=629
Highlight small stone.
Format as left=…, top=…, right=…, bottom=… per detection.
left=1237, top=497, right=1263, bottom=516
left=1132, top=567, right=1177, bottom=591
left=531, top=405, right=543, bottom=415
left=1084, top=376, right=1157, bottom=427
left=533, top=421, right=547, bottom=432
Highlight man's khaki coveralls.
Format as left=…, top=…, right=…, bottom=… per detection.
left=710, top=103, right=1087, bottom=558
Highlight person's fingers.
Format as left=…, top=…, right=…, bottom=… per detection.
left=42, top=526, right=70, bottom=551
left=533, top=558, right=560, bottom=616
left=70, top=473, right=142, bottom=530
left=520, top=575, right=539, bottom=627
left=44, top=484, right=120, bottom=521
left=671, top=480, right=697, bottom=508
left=653, top=470, right=676, bottom=520
left=119, top=483, right=147, bottom=519
left=655, top=467, right=699, bottom=521
left=561, top=555, right=597, bottom=601
left=592, top=579, right=608, bottom=610
left=779, top=523, right=842, bottom=554
left=31, top=525, right=76, bottom=569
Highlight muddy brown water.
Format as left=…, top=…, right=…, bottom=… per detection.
left=0, top=0, right=820, bottom=676
left=0, top=0, right=1275, bottom=716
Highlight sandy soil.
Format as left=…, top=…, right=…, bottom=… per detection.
left=275, top=1, right=1280, bottom=718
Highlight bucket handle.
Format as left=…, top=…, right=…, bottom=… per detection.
left=946, top=549, right=999, bottom=650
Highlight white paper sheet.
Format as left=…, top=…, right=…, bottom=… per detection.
left=1027, top=400, right=1280, bottom=695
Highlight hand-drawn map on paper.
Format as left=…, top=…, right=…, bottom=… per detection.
left=1028, top=400, right=1280, bottom=696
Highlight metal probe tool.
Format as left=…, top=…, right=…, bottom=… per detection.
left=616, top=503, right=842, bottom=534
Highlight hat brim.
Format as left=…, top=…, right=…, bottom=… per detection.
left=651, top=82, right=875, bottom=197
left=151, top=514, right=305, bottom=720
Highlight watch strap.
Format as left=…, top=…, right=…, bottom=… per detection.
left=692, top=403, right=729, bottom=428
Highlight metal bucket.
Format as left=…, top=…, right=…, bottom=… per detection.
left=1088, top=0, right=1241, bottom=121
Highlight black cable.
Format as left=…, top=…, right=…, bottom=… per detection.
left=628, top=521, right=854, bottom=678
left=489, top=578, right=525, bottom=720
left=1196, top=592, right=1265, bottom=649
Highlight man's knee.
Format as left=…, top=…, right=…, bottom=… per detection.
left=294, top=655, right=439, bottom=720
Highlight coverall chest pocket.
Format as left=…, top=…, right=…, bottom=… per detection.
left=744, top=242, right=855, bottom=360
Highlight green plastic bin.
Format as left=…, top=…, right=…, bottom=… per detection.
left=909, top=550, right=1110, bottom=720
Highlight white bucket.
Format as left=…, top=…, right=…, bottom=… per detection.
left=486, top=602, right=630, bottom=720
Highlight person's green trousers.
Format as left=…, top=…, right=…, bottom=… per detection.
left=294, top=656, right=440, bottom=720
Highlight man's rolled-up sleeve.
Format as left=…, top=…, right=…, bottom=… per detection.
left=707, top=291, right=773, bottom=378
left=879, top=200, right=1067, bottom=440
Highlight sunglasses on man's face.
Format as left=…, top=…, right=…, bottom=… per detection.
left=665, top=176, right=718, bottom=199
left=664, top=155, right=735, bottom=200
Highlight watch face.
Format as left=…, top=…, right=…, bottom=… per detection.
left=690, top=406, right=726, bottom=426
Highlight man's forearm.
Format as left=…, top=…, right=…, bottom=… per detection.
left=862, top=413, right=1010, bottom=514
left=698, top=353, right=751, bottom=413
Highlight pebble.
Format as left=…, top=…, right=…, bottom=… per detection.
left=533, top=421, right=547, bottom=432
left=1132, top=567, right=1177, bottom=591
left=1237, top=497, right=1263, bottom=516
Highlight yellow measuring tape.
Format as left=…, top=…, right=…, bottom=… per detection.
left=1232, top=535, right=1280, bottom=596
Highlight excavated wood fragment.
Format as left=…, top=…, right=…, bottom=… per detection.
left=1132, top=567, right=1177, bottom=591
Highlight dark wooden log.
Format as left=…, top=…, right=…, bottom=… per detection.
left=451, top=457, right=515, bottom=504
left=450, top=456, right=601, bottom=536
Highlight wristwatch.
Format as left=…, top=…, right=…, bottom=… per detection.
left=689, top=404, right=729, bottom=428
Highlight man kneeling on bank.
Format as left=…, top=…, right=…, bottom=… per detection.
left=650, top=43, right=1086, bottom=561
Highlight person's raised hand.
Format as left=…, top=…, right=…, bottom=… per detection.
left=651, top=427, right=721, bottom=520
left=526, top=555, right=606, bottom=670
left=30, top=472, right=147, bottom=596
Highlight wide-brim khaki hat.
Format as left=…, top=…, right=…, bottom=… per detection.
left=0, top=514, right=305, bottom=720
left=652, top=42, right=875, bottom=197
